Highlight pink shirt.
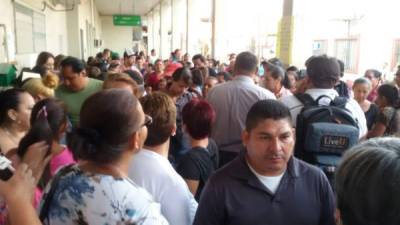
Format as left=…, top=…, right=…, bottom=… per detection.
left=34, top=147, right=76, bottom=208
left=50, top=147, right=75, bottom=176
left=277, top=87, right=293, bottom=99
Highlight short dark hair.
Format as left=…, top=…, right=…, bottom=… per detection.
left=124, top=70, right=144, bottom=85
left=68, top=89, right=142, bottom=164
left=172, top=67, right=192, bottom=85
left=286, top=66, right=298, bottom=73
left=60, top=56, right=85, bottom=73
left=192, top=54, right=206, bottom=63
left=306, top=55, right=340, bottom=89
left=336, top=137, right=400, bottom=225
left=140, top=92, right=176, bottom=146
left=191, top=69, right=204, bottom=86
left=269, top=65, right=285, bottom=81
left=246, top=100, right=292, bottom=132
left=267, top=58, right=283, bottom=68
left=182, top=99, right=215, bottom=139
left=18, top=98, right=67, bottom=158
left=36, top=51, right=54, bottom=67
left=353, top=77, right=371, bottom=89
left=234, top=51, right=258, bottom=74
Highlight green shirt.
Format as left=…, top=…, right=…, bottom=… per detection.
left=56, top=78, right=103, bottom=127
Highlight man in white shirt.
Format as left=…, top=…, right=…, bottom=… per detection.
left=280, top=55, right=367, bottom=137
left=206, top=52, right=276, bottom=166
left=129, top=92, right=197, bottom=225
left=149, top=49, right=158, bottom=64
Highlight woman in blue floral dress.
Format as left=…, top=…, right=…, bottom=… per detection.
left=39, top=89, right=168, bottom=225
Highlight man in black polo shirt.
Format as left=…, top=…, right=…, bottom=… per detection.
left=194, top=100, right=335, bottom=225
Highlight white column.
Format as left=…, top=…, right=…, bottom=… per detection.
left=159, top=1, right=163, bottom=59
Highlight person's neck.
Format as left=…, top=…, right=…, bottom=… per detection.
left=234, top=72, right=253, bottom=77
left=190, top=137, right=209, bottom=149
left=79, top=76, right=89, bottom=90
left=356, top=98, right=368, bottom=105
left=144, top=139, right=170, bottom=158
left=80, top=152, right=133, bottom=178
left=51, top=141, right=64, bottom=156
left=167, top=90, right=179, bottom=102
left=275, top=85, right=283, bottom=95
left=0, top=122, right=21, bottom=135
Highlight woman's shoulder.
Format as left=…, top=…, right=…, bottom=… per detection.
left=46, top=167, right=165, bottom=224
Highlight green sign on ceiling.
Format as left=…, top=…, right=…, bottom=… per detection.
left=113, top=15, right=141, bottom=26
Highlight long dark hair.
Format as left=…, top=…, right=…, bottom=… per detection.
left=36, top=51, right=54, bottom=67
left=377, top=84, right=400, bottom=108
left=17, top=98, right=67, bottom=158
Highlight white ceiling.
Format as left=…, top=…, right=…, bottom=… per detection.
left=94, top=0, right=160, bottom=16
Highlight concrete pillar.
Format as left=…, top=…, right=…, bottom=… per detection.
left=152, top=11, right=155, bottom=51
left=159, top=2, right=163, bottom=58
left=211, top=0, right=216, bottom=58
left=186, top=0, right=189, bottom=53
left=276, top=0, right=294, bottom=66
left=171, top=0, right=174, bottom=52
left=66, top=5, right=81, bottom=58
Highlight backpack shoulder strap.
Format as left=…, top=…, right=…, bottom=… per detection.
left=295, top=93, right=316, bottom=106
left=331, top=96, right=348, bottom=108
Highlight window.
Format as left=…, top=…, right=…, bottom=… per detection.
left=14, top=3, right=46, bottom=54
left=391, top=39, right=400, bottom=70
left=312, top=40, right=328, bottom=56
left=334, top=39, right=358, bottom=73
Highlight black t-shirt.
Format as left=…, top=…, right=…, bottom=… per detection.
left=365, top=103, right=379, bottom=130
left=208, top=67, right=217, bottom=77
left=176, top=139, right=219, bottom=201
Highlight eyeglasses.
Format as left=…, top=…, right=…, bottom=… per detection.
left=142, top=114, right=153, bottom=127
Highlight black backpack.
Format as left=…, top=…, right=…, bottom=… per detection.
left=294, top=93, right=359, bottom=184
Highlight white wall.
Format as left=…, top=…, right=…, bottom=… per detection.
left=0, top=0, right=102, bottom=69
left=0, top=0, right=70, bottom=69
left=291, top=0, right=400, bottom=81
left=101, top=16, right=133, bottom=57
left=0, top=0, right=15, bottom=63
left=77, top=0, right=102, bottom=59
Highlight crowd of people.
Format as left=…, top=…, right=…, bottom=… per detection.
left=0, top=46, right=399, bottom=225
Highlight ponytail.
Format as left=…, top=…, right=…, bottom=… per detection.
left=17, top=98, right=67, bottom=158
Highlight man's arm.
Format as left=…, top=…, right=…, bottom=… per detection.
left=318, top=172, right=336, bottom=225
left=193, top=177, right=226, bottom=225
